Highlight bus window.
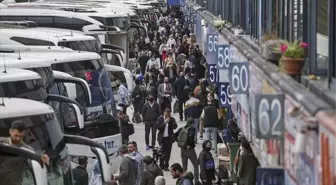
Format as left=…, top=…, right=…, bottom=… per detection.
left=0, top=16, right=26, bottom=21
left=54, top=17, right=91, bottom=31
left=10, top=36, right=55, bottom=46
left=26, top=16, right=53, bottom=27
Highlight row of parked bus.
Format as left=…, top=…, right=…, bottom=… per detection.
left=0, top=0, right=166, bottom=184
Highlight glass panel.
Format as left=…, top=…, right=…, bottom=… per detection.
left=57, top=40, right=101, bottom=54
left=316, top=0, right=329, bottom=69
left=26, top=16, right=53, bottom=27
left=105, top=17, right=131, bottom=31
left=0, top=115, right=72, bottom=185
left=10, top=37, right=55, bottom=46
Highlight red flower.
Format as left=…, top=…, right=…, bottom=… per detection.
left=85, top=72, right=92, bottom=81
left=280, top=43, right=287, bottom=53
left=300, top=42, right=308, bottom=48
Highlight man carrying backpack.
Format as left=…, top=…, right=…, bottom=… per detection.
left=175, top=118, right=199, bottom=184
left=113, top=145, right=137, bottom=185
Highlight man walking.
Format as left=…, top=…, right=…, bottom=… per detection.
left=113, top=145, right=137, bottom=185
left=141, top=156, right=163, bottom=185
left=158, top=77, right=173, bottom=114
left=185, top=92, right=201, bottom=142
left=174, top=72, right=192, bottom=121
left=128, top=141, right=144, bottom=185
left=72, top=156, right=89, bottom=185
left=200, top=93, right=221, bottom=155
left=117, top=80, right=130, bottom=114
left=175, top=118, right=200, bottom=184
left=142, top=95, right=161, bottom=150
left=170, top=163, right=193, bottom=185
left=157, top=108, right=177, bottom=171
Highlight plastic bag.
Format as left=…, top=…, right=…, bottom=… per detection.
left=89, top=172, right=103, bottom=185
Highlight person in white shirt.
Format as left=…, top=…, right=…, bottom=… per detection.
left=156, top=108, right=177, bottom=171
left=166, top=35, right=177, bottom=49
left=146, top=55, right=159, bottom=72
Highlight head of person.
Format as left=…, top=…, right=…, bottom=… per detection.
left=151, top=55, right=156, bottom=60
left=171, top=44, right=175, bottom=49
left=128, top=141, right=138, bottom=153
left=78, top=156, right=88, bottom=169
left=155, top=176, right=166, bottom=185
left=241, top=139, right=252, bottom=152
left=200, top=80, right=207, bottom=92
left=168, top=51, right=173, bottom=57
left=170, top=163, right=184, bottom=179
left=179, top=71, right=184, bottom=77
left=143, top=155, right=153, bottom=166
left=164, top=77, right=169, bottom=83
left=189, top=92, right=195, bottom=99
left=116, top=106, right=123, bottom=116
left=169, top=35, right=174, bottom=39
left=9, top=120, right=25, bottom=145
left=118, top=145, right=129, bottom=157
left=207, top=93, right=214, bottom=104
left=163, top=108, right=171, bottom=118
left=202, top=140, right=212, bottom=151
left=116, top=80, right=121, bottom=88
left=135, top=79, right=140, bottom=85
left=148, top=95, right=154, bottom=103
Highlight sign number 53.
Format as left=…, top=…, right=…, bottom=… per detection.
left=255, top=94, right=285, bottom=139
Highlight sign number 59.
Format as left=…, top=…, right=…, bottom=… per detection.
left=218, top=83, right=231, bottom=107
left=255, top=94, right=285, bottom=139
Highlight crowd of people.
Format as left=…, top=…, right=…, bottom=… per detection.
left=54, top=7, right=260, bottom=185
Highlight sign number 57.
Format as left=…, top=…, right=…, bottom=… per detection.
left=255, top=94, right=285, bottom=139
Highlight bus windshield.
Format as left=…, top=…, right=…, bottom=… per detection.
left=0, top=114, right=72, bottom=185
left=0, top=79, right=48, bottom=101
left=58, top=39, right=102, bottom=54
left=105, top=17, right=131, bottom=31
left=30, top=67, right=54, bottom=89
left=51, top=59, right=114, bottom=120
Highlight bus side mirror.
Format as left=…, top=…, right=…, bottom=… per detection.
left=68, top=103, right=85, bottom=129
left=63, top=134, right=113, bottom=184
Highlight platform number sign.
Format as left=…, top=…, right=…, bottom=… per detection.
left=218, top=83, right=232, bottom=107
left=206, top=33, right=218, bottom=65
left=207, top=64, right=217, bottom=84
left=256, top=167, right=285, bottom=185
left=255, top=94, right=285, bottom=139
left=216, top=45, right=230, bottom=69
left=229, top=62, right=249, bottom=94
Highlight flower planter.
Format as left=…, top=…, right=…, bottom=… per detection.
left=282, top=57, right=305, bottom=75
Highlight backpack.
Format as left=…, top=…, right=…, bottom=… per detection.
left=126, top=157, right=138, bottom=180
left=178, top=178, right=193, bottom=185
left=177, top=126, right=191, bottom=148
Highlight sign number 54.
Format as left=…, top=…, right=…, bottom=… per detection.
left=255, top=94, right=285, bottom=139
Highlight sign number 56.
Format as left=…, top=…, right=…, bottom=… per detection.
left=207, top=34, right=218, bottom=53
left=255, top=94, right=285, bottom=139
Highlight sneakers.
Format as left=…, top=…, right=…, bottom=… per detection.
left=146, top=145, right=150, bottom=151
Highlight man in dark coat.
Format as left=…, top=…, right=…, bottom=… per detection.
left=72, top=156, right=89, bottom=185
left=138, top=51, right=150, bottom=75
left=174, top=72, right=192, bottom=121
left=157, top=108, right=177, bottom=170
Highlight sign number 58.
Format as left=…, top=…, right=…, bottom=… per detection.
left=255, top=94, right=285, bottom=139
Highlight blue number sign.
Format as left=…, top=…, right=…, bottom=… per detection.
left=196, top=15, right=201, bottom=43
left=207, top=64, right=217, bottom=84
left=229, top=62, right=249, bottom=94
left=218, top=82, right=231, bottom=107
left=206, top=33, right=218, bottom=65
left=255, top=94, right=285, bottom=139
left=256, top=167, right=285, bottom=185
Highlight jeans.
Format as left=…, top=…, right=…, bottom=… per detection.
left=193, top=118, right=200, bottom=141
left=145, top=121, right=157, bottom=146
left=204, top=127, right=218, bottom=153
left=178, top=99, right=187, bottom=120
left=160, top=137, right=173, bottom=168
left=181, top=148, right=199, bottom=181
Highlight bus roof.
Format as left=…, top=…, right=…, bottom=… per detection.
left=0, top=28, right=96, bottom=45
left=2, top=53, right=54, bottom=68
left=0, top=68, right=41, bottom=83
left=0, top=45, right=75, bottom=52
left=18, top=51, right=102, bottom=64
left=0, top=97, right=54, bottom=119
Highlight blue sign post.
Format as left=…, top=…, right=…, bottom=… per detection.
left=206, top=33, right=219, bottom=65
left=196, top=15, right=201, bottom=43
left=216, top=45, right=231, bottom=107
left=256, top=167, right=285, bottom=185
left=207, top=64, right=217, bottom=84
